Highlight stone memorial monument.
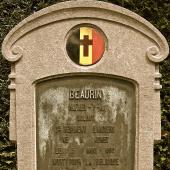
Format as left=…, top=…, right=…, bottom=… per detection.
left=1, top=0, right=169, bottom=170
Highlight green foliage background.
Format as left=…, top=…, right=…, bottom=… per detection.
left=0, top=0, right=169, bottom=169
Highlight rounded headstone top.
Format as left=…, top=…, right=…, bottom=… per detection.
left=2, top=0, right=169, bottom=63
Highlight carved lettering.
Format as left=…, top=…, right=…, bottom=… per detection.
left=69, top=89, right=103, bottom=100
left=56, top=126, right=86, bottom=134
left=52, top=158, right=81, bottom=166
left=86, top=148, right=97, bottom=154
left=93, top=125, right=114, bottom=133
left=55, top=148, right=65, bottom=154
left=69, top=158, right=81, bottom=166
left=94, top=137, right=109, bottom=143
left=61, top=136, right=69, bottom=143
left=69, top=103, right=86, bottom=111
left=52, top=159, right=66, bottom=166
left=76, top=115, right=95, bottom=122
left=85, top=159, right=93, bottom=166
left=105, top=147, right=115, bottom=154
left=96, top=158, right=119, bottom=166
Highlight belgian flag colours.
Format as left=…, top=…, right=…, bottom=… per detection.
left=66, top=27, right=105, bottom=66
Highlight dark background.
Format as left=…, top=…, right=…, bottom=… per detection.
left=0, top=0, right=169, bottom=169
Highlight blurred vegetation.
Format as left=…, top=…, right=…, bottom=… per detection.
left=0, top=0, right=169, bottom=169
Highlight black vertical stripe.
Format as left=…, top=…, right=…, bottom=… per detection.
left=66, top=29, right=80, bottom=64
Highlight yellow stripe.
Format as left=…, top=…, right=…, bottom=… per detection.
left=80, top=27, right=92, bottom=65
left=80, top=27, right=92, bottom=39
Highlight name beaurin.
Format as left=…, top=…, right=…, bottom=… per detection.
left=69, top=89, right=103, bottom=100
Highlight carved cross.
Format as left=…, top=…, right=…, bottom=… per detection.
left=80, top=35, right=93, bottom=56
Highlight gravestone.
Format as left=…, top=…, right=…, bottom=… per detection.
left=1, top=0, right=169, bottom=170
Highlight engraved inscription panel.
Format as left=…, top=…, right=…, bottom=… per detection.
left=36, top=75, right=136, bottom=170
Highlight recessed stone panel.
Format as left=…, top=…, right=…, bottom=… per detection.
left=36, top=74, right=136, bottom=170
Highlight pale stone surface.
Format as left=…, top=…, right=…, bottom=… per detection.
left=1, top=0, right=169, bottom=170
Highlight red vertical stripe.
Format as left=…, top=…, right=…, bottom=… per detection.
left=92, top=29, right=105, bottom=64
